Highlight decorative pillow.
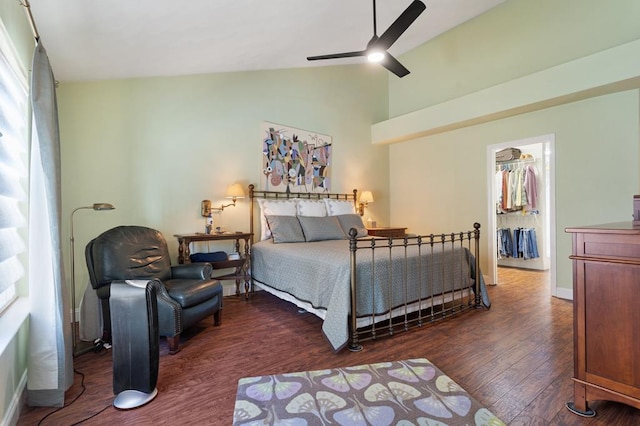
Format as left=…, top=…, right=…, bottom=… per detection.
left=335, top=214, right=369, bottom=238
left=324, top=199, right=356, bottom=216
left=265, top=215, right=305, bottom=243
left=257, top=199, right=297, bottom=240
left=296, top=199, right=327, bottom=217
left=297, top=216, right=346, bottom=242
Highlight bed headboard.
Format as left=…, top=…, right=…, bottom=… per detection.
left=249, top=184, right=358, bottom=242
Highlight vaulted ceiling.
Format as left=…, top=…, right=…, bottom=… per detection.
left=28, top=0, right=505, bottom=82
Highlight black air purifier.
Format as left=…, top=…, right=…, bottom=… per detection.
left=109, top=280, right=159, bottom=409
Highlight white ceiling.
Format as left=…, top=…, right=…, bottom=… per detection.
left=28, top=0, right=505, bottom=82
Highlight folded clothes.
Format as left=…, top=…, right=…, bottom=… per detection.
left=189, top=251, right=228, bottom=263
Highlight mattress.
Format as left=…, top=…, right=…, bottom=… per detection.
left=251, top=238, right=488, bottom=351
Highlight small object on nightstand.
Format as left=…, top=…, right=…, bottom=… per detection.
left=633, top=195, right=640, bottom=226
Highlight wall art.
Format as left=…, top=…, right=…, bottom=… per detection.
left=261, top=121, right=332, bottom=193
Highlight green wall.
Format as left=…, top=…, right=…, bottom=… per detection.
left=389, top=0, right=640, bottom=117
left=0, top=0, right=32, bottom=70
left=390, top=91, right=639, bottom=290
left=58, top=65, right=390, bottom=299
left=386, top=0, right=640, bottom=293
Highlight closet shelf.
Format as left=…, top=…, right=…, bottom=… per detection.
left=496, top=157, right=536, bottom=165
left=497, top=210, right=540, bottom=217
left=496, top=157, right=536, bottom=172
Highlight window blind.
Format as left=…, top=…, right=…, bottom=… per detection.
left=0, top=44, right=28, bottom=313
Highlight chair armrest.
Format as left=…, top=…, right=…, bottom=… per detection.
left=112, top=279, right=182, bottom=337
left=148, top=279, right=183, bottom=337
left=171, top=263, right=213, bottom=280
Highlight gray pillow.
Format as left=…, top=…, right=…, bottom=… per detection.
left=297, top=215, right=346, bottom=242
left=335, top=214, right=369, bottom=238
left=265, top=215, right=305, bottom=243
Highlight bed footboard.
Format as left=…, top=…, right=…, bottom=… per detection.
left=348, top=223, right=484, bottom=352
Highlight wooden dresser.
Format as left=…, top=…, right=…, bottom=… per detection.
left=565, top=222, right=640, bottom=417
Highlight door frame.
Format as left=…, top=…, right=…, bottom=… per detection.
left=486, top=134, right=557, bottom=295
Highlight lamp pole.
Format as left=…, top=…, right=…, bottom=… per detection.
left=70, top=203, right=115, bottom=356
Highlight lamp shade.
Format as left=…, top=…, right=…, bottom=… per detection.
left=359, top=191, right=374, bottom=204
left=93, top=203, right=115, bottom=210
left=225, top=183, right=245, bottom=199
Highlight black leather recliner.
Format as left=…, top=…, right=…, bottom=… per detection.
left=85, top=225, right=223, bottom=354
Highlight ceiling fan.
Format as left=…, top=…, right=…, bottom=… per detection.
left=306, top=0, right=426, bottom=78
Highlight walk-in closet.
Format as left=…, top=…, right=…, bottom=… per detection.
left=492, top=138, right=553, bottom=290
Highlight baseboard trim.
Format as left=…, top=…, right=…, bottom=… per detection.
left=221, top=283, right=237, bottom=297
left=3, top=369, right=27, bottom=426
left=554, top=287, right=573, bottom=301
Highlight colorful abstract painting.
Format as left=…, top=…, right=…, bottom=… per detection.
left=261, top=121, right=332, bottom=193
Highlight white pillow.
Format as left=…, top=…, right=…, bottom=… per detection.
left=324, top=199, right=356, bottom=216
left=296, top=199, right=327, bottom=217
left=257, top=199, right=297, bottom=240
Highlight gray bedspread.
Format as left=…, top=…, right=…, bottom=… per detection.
left=251, top=238, right=490, bottom=351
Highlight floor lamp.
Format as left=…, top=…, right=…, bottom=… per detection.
left=70, top=203, right=115, bottom=356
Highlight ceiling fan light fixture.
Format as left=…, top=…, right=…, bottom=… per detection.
left=367, top=51, right=385, bottom=63
left=306, top=0, right=426, bottom=77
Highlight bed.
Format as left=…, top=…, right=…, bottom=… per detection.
left=249, top=185, right=490, bottom=352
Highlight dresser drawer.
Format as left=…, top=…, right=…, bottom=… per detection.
left=577, top=232, right=640, bottom=260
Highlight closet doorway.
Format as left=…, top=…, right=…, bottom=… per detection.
left=486, top=134, right=557, bottom=295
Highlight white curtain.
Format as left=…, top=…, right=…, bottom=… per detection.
left=26, top=40, right=73, bottom=407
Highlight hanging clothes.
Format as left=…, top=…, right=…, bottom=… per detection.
left=495, top=169, right=504, bottom=212
left=502, top=169, right=509, bottom=211
left=496, top=161, right=539, bottom=213
left=496, top=228, right=514, bottom=259
left=513, top=227, right=540, bottom=259
left=524, top=164, right=538, bottom=210
left=498, top=227, right=540, bottom=260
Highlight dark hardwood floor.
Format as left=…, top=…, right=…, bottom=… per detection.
left=17, top=268, right=640, bottom=425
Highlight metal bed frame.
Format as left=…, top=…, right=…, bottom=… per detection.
left=249, top=184, right=484, bottom=351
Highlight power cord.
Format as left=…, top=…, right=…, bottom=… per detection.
left=70, top=404, right=111, bottom=425
left=37, top=368, right=86, bottom=425
left=37, top=362, right=111, bottom=425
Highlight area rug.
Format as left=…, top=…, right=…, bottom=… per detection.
left=233, top=358, right=505, bottom=425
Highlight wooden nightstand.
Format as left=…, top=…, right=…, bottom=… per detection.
left=367, top=227, right=407, bottom=238
left=174, top=232, right=252, bottom=298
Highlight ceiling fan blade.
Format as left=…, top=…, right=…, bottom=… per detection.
left=366, top=34, right=379, bottom=50
left=375, top=0, right=426, bottom=51
left=381, top=53, right=410, bottom=78
left=307, top=50, right=366, bottom=61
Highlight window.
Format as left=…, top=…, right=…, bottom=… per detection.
left=0, top=35, right=28, bottom=314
